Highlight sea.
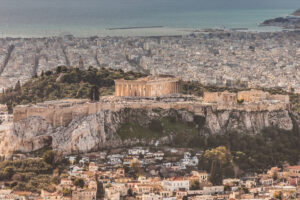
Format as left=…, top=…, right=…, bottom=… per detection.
left=0, top=0, right=299, bottom=37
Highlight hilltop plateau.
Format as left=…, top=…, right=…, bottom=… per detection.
left=0, top=67, right=299, bottom=174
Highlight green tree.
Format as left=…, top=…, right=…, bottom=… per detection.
left=89, top=85, right=100, bottom=101
left=73, top=178, right=85, bottom=188
left=190, top=180, right=200, bottom=190
left=43, top=150, right=56, bottom=166
left=62, top=188, right=72, bottom=196
left=14, top=80, right=21, bottom=92
left=149, top=120, right=163, bottom=132
left=127, top=188, right=133, bottom=196
left=45, top=70, right=53, bottom=76
left=51, top=176, right=61, bottom=185
left=3, top=166, right=14, bottom=179
left=130, top=160, right=143, bottom=177
left=56, top=66, right=62, bottom=74
left=199, top=146, right=234, bottom=185
left=96, top=181, right=105, bottom=198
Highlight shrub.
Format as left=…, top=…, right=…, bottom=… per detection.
left=62, top=188, right=72, bottom=196
left=149, top=120, right=163, bottom=132
left=51, top=176, right=61, bottom=185
left=42, top=150, right=56, bottom=166
left=3, top=166, right=14, bottom=180
left=73, top=178, right=85, bottom=188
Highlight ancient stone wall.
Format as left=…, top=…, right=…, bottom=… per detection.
left=204, top=90, right=290, bottom=105
left=13, top=95, right=290, bottom=128
left=271, top=94, right=290, bottom=104
left=237, top=89, right=269, bottom=103
left=203, top=91, right=237, bottom=105
left=13, top=99, right=91, bottom=127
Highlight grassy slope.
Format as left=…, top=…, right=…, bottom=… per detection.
left=117, top=116, right=198, bottom=141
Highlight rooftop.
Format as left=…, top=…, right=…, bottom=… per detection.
left=287, top=165, right=300, bottom=170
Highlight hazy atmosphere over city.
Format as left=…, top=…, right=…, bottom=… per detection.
left=0, top=0, right=299, bottom=200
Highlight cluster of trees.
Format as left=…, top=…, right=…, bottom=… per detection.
left=198, top=146, right=234, bottom=185
left=0, top=66, right=146, bottom=112
left=0, top=150, right=69, bottom=193
left=196, top=127, right=300, bottom=185
left=73, top=178, right=85, bottom=188
left=117, top=108, right=299, bottom=177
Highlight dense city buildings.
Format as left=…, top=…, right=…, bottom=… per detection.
left=0, top=27, right=299, bottom=200
left=0, top=1, right=299, bottom=199
left=0, top=147, right=299, bottom=199
left=0, top=30, right=300, bottom=93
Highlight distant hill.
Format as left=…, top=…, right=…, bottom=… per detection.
left=292, top=9, right=300, bottom=16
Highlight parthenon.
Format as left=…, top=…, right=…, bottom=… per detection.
left=114, top=76, right=180, bottom=97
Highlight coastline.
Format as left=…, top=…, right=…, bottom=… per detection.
left=107, top=26, right=164, bottom=30
left=0, top=26, right=287, bottom=39
left=0, top=8, right=293, bottom=38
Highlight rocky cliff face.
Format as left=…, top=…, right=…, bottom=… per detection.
left=0, top=107, right=297, bottom=156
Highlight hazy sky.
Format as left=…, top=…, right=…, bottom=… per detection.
left=1, top=0, right=300, bottom=9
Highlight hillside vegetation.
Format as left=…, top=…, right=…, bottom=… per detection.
left=0, top=66, right=299, bottom=179
left=0, top=66, right=146, bottom=112
left=0, top=150, right=68, bottom=193
left=117, top=108, right=300, bottom=175
left=1, top=66, right=299, bottom=114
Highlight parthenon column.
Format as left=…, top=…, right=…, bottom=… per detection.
left=120, top=83, right=123, bottom=96
left=122, top=84, right=126, bottom=96
left=115, top=83, right=119, bottom=96
left=173, top=82, right=176, bottom=93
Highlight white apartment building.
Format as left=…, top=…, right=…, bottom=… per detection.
left=162, top=178, right=189, bottom=192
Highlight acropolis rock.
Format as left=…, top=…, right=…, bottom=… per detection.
left=0, top=94, right=297, bottom=156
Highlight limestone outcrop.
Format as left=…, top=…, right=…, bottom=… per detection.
left=0, top=105, right=297, bottom=156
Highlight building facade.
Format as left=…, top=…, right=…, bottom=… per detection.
left=114, top=76, right=179, bottom=97
left=162, top=178, right=190, bottom=192
left=203, top=91, right=237, bottom=105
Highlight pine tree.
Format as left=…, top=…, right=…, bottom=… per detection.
left=89, top=86, right=100, bottom=101
left=14, top=80, right=21, bottom=92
